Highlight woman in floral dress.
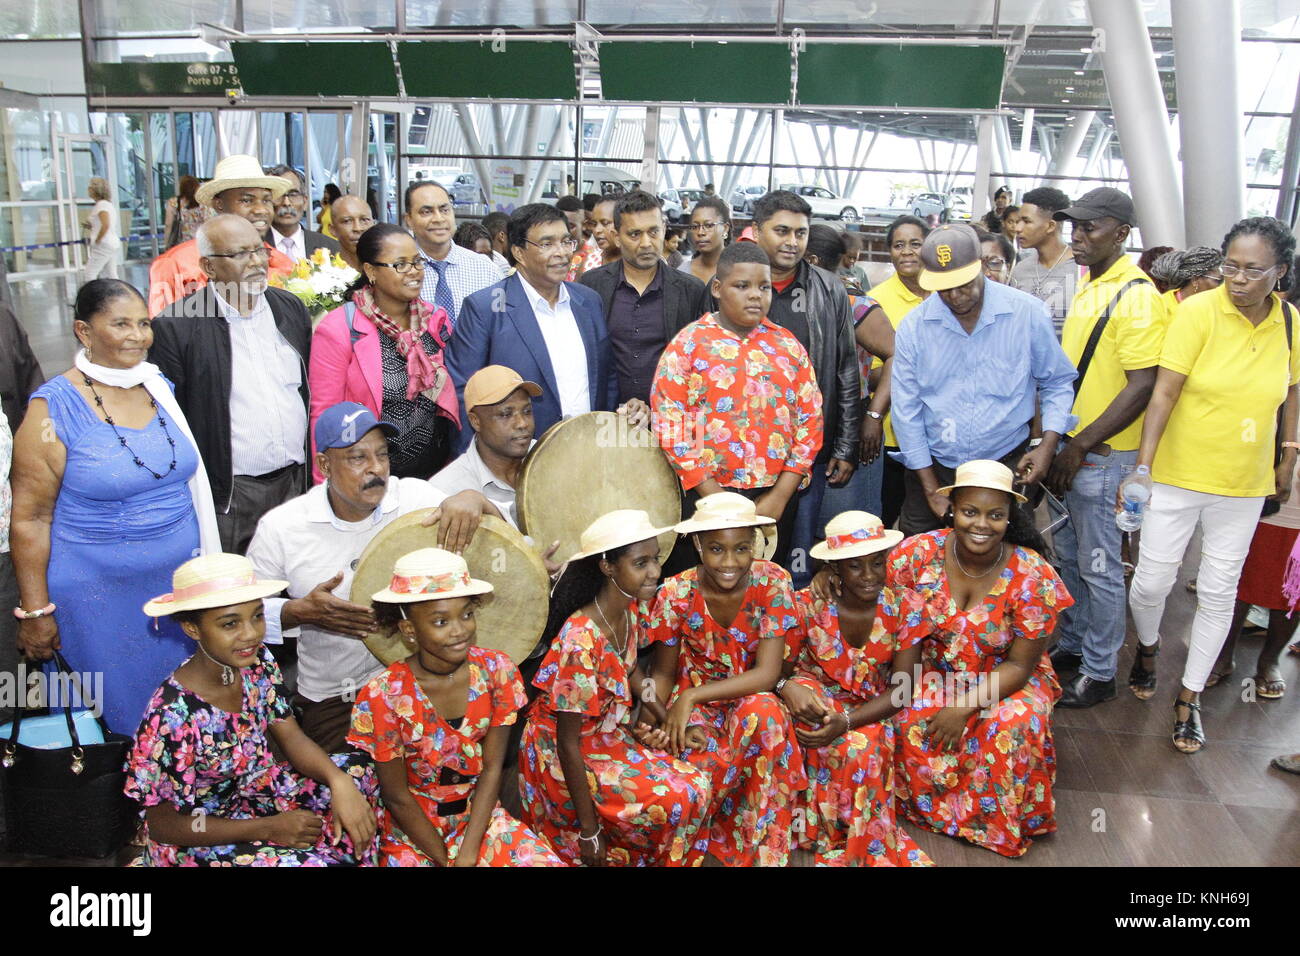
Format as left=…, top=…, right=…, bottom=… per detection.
left=644, top=492, right=806, bottom=867
left=887, top=461, right=1072, bottom=858
left=519, top=510, right=713, bottom=866
left=782, top=511, right=931, bottom=866
left=348, top=548, right=565, bottom=867
left=127, top=553, right=380, bottom=867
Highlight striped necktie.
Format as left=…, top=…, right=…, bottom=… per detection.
left=427, top=258, right=456, bottom=328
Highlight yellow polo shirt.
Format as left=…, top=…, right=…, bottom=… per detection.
left=869, top=272, right=927, bottom=448
left=1154, top=284, right=1300, bottom=497
left=1060, top=256, right=1167, bottom=452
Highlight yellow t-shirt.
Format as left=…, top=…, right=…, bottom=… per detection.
left=1154, top=284, right=1300, bottom=497
left=870, top=272, right=927, bottom=448
left=1060, top=256, right=1167, bottom=452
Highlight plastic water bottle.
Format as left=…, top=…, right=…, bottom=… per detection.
left=1116, top=465, right=1153, bottom=532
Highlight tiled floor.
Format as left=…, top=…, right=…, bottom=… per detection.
left=3, top=267, right=1298, bottom=867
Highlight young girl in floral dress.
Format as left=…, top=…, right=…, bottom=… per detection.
left=645, top=492, right=806, bottom=867
left=783, top=511, right=931, bottom=866
left=128, top=553, right=380, bottom=867
left=519, top=510, right=714, bottom=866
left=887, top=461, right=1072, bottom=858
left=347, top=548, right=565, bottom=867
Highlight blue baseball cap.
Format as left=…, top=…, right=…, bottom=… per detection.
left=314, top=402, right=398, bottom=452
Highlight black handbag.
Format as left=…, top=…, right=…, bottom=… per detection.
left=164, top=199, right=184, bottom=250
left=0, top=652, right=137, bottom=859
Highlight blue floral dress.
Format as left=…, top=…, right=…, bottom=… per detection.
left=125, top=647, right=380, bottom=866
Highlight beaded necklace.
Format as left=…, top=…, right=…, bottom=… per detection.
left=82, top=375, right=177, bottom=480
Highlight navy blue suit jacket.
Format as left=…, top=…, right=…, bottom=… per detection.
left=446, top=272, right=618, bottom=450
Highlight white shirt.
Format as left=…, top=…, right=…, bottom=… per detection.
left=246, top=477, right=446, bottom=702
left=516, top=272, right=590, bottom=418
left=214, top=289, right=307, bottom=477
left=491, top=249, right=512, bottom=278
left=430, top=437, right=535, bottom=529
left=91, top=199, right=120, bottom=248
left=272, top=225, right=306, bottom=263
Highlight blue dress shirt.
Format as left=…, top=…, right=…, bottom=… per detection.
left=890, top=278, right=1077, bottom=470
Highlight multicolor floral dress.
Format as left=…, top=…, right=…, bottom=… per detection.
left=125, top=647, right=381, bottom=867
left=347, top=646, right=565, bottom=867
left=786, top=590, right=932, bottom=867
left=519, top=611, right=714, bottom=866
left=884, top=531, right=1071, bottom=858
left=645, top=560, right=807, bottom=866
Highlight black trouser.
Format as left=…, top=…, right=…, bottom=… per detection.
left=898, top=440, right=1032, bottom=537
left=881, top=449, right=906, bottom=529
left=217, top=463, right=306, bottom=555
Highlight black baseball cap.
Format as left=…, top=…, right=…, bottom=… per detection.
left=1054, top=187, right=1135, bottom=226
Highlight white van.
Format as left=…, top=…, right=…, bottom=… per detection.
left=579, top=165, right=641, bottom=197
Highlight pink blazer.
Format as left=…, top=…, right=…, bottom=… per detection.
left=308, top=304, right=385, bottom=484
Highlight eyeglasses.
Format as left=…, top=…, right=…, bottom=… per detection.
left=690, top=221, right=723, bottom=232
left=522, top=237, right=578, bottom=253
left=279, top=190, right=305, bottom=202
left=1220, top=263, right=1279, bottom=281
left=206, top=246, right=270, bottom=264
left=373, top=258, right=423, bottom=274
left=982, top=257, right=1009, bottom=270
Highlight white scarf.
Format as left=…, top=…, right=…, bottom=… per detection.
left=74, top=349, right=221, bottom=556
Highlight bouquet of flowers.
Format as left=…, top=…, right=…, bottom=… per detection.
left=272, top=247, right=359, bottom=326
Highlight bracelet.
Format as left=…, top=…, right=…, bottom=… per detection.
left=840, top=712, right=852, bottom=735
left=577, top=825, right=602, bottom=846
left=1283, top=441, right=1300, bottom=450
left=13, top=603, right=56, bottom=620
left=774, top=677, right=789, bottom=695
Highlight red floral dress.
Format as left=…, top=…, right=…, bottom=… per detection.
left=884, top=531, right=1071, bottom=858
left=787, top=590, right=933, bottom=867
left=644, top=560, right=807, bottom=866
left=347, top=646, right=565, bottom=867
left=519, top=610, right=714, bottom=866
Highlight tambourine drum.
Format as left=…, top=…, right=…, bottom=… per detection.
left=350, top=511, right=549, bottom=666
left=516, top=411, right=682, bottom=565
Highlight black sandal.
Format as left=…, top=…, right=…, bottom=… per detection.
left=1128, top=641, right=1159, bottom=700
left=1172, top=697, right=1205, bottom=754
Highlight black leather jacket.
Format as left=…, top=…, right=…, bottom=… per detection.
left=769, top=260, right=862, bottom=464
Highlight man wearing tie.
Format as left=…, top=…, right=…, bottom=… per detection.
left=403, top=181, right=501, bottom=331
left=266, top=166, right=339, bottom=263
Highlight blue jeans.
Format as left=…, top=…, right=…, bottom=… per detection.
left=790, top=464, right=831, bottom=589
left=817, top=453, right=883, bottom=539
left=1052, top=447, right=1137, bottom=681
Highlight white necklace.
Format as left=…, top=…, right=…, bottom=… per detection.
left=592, top=596, right=630, bottom=657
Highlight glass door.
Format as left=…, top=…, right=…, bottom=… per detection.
left=55, top=132, right=117, bottom=277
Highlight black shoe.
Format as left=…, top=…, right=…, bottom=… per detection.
left=1049, top=645, right=1083, bottom=674
left=1057, top=673, right=1118, bottom=708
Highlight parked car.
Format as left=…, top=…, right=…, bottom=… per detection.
left=947, top=186, right=972, bottom=221
left=580, top=165, right=641, bottom=197
left=449, top=172, right=486, bottom=206
left=730, top=184, right=766, bottom=217
left=909, top=191, right=949, bottom=221
left=660, top=188, right=705, bottom=222
left=780, top=184, right=859, bottom=222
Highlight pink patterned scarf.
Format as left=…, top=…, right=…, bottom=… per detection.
left=351, top=286, right=459, bottom=425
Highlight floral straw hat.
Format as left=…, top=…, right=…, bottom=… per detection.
left=673, top=491, right=778, bottom=561
left=143, top=553, right=288, bottom=617
left=569, top=509, right=677, bottom=562
left=810, top=511, right=904, bottom=562
left=936, top=459, right=1028, bottom=503
left=371, top=548, right=494, bottom=605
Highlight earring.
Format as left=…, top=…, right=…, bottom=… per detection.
left=85, top=346, right=93, bottom=363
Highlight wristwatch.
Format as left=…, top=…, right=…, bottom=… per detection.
left=1027, top=438, right=1043, bottom=449
left=865, top=410, right=883, bottom=421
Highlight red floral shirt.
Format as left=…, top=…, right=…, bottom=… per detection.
left=650, top=313, right=824, bottom=491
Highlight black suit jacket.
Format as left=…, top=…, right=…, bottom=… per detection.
left=149, top=286, right=312, bottom=511
left=265, top=227, right=340, bottom=259
left=578, top=260, right=712, bottom=348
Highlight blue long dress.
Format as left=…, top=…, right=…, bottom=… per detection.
left=35, top=375, right=200, bottom=735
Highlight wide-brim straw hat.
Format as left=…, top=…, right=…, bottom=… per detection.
left=371, top=547, right=495, bottom=604
left=195, top=154, right=291, bottom=206
left=810, top=510, right=904, bottom=562
left=936, top=459, right=1028, bottom=503
left=569, top=509, right=677, bottom=563
left=673, top=491, right=778, bottom=561
left=143, top=553, right=288, bottom=617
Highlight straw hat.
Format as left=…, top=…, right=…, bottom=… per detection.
left=936, top=459, right=1028, bottom=503
left=673, top=492, right=778, bottom=561
left=569, top=509, right=677, bottom=563
left=810, top=511, right=903, bottom=562
left=143, top=553, right=288, bottom=617
left=371, top=548, right=495, bottom=604
left=195, top=154, right=291, bottom=207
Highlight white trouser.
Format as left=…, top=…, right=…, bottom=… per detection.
left=82, top=241, right=121, bottom=282
left=1127, top=482, right=1263, bottom=693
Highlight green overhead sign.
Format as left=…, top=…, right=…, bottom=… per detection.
left=398, top=41, right=577, bottom=100
left=231, top=41, right=399, bottom=97
left=600, top=42, right=791, bottom=105
left=86, top=61, right=242, bottom=98
left=796, top=44, right=1005, bottom=110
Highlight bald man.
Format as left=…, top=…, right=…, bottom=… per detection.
left=330, top=195, right=375, bottom=273
left=150, top=214, right=314, bottom=554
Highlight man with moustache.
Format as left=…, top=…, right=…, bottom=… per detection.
left=247, top=401, right=495, bottom=753
left=148, top=154, right=297, bottom=314
left=329, top=194, right=375, bottom=273
left=149, top=214, right=313, bottom=554
left=579, top=190, right=711, bottom=405
left=265, top=165, right=340, bottom=262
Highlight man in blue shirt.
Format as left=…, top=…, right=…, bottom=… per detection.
left=890, top=222, right=1076, bottom=535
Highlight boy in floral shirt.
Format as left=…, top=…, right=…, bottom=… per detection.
left=651, top=242, right=823, bottom=560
